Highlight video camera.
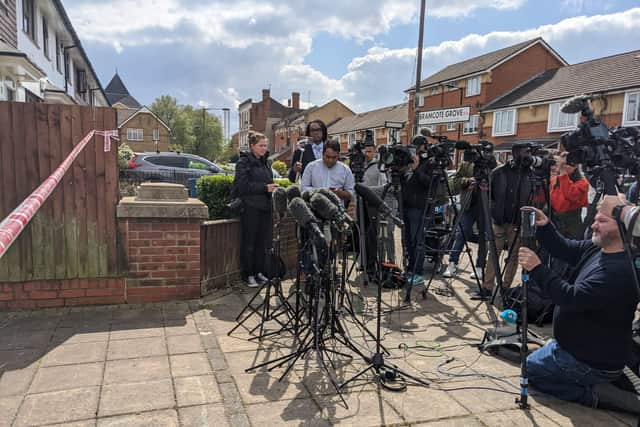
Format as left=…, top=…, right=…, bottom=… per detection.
left=519, top=142, right=556, bottom=174
left=560, top=94, right=640, bottom=175
left=377, top=142, right=415, bottom=174
left=348, top=130, right=371, bottom=181
left=455, top=139, right=496, bottom=169
left=422, top=135, right=455, bottom=168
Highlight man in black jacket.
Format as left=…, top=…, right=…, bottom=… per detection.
left=473, top=142, right=534, bottom=300
left=518, top=206, right=638, bottom=411
left=288, top=120, right=328, bottom=183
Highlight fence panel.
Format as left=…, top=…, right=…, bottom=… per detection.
left=0, top=102, right=119, bottom=282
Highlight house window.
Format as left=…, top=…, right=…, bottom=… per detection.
left=623, top=91, right=640, bottom=126
left=22, top=0, right=36, bottom=42
left=430, top=87, right=438, bottom=96
left=447, top=122, right=457, bottom=131
left=492, top=109, right=517, bottom=137
left=153, top=128, right=160, bottom=141
left=547, top=102, right=578, bottom=132
left=446, top=82, right=458, bottom=91
left=369, top=129, right=377, bottom=143
left=55, top=35, right=61, bottom=72
left=127, top=128, right=144, bottom=141
left=417, top=92, right=425, bottom=107
left=466, top=76, right=481, bottom=97
left=348, top=132, right=356, bottom=145
left=463, top=115, right=479, bottom=134
left=75, top=67, right=87, bottom=99
left=387, top=128, right=398, bottom=144
left=42, top=17, right=49, bottom=59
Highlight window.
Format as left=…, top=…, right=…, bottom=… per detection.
left=547, top=102, right=578, bottom=132
left=153, top=128, right=160, bottom=141
left=42, top=17, right=49, bottom=59
left=146, top=156, right=187, bottom=168
left=417, top=92, right=425, bottom=107
left=369, top=128, right=376, bottom=143
left=55, top=35, right=61, bottom=72
left=623, top=91, right=640, bottom=126
left=446, top=82, right=458, bottom=91
left=0, top=77, right=15, bottom=101
left=22, top=0, right=36, bottom=42
left=75, top=68, right=87, bottom=98
left=387, top=128, right=398, bottom=144
left=447, top=122, right=457, bottom=131
left=127, top=128, right=144, bottom=141
left=466, top=76, right=481, bottom=97
left=430, top=87, right=439, bottom=96
left=463, top=115, right=479, bottom=134
left=188, top=159, right=209, bottom=170
left=492, top=109, right=517, bottom=137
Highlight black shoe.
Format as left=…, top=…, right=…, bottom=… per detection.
left=470, top=288, right=491, bottom=300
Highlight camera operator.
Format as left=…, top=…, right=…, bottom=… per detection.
left=288, top=120, right=328, bottom=183
left=300, top=139, right=355, bottom=202
left=234, top=132, right=279, bottom=288
left=473, top=143, right=535, bottom=300
left=442, top=159, right=490, bottom=280
left=518, top=205, right=639, bottom=411
left=550, top=152, right=589, bottom=240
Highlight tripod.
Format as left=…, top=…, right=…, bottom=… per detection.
left=340, top=208, right=430, bottom=391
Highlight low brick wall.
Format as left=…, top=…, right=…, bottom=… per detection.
left=118, top=218, right=202, bottom=303
left=0, top=278, right=126, bottom=310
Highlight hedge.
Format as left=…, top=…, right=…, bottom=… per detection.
left=196, top=175, right=292, bottom=219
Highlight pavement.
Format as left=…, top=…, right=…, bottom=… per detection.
left=0, top=262, right=637, bottom=426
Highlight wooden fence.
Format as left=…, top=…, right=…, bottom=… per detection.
left=0, top=102, right=119, bottom=282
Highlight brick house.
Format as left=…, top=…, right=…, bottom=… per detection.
left=0, top=0, right=108, bottom=105
left=117, top=106, right=170, bottom=153
left=328, top=103, right=409, bottom=153
left=270, top=99, right=355, bottom=160
left=238, top=88, right=303, bottom=152
left=405, top=38, right=566, bottom=146
left=480, top=49, right=640, bottom=162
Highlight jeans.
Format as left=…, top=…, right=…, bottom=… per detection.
left=527, top=339, right=622, bottom=407
left=449, top=209, right=486, bottom=266
left=483, top=223, right=519, bottom=290
left=403, top=207, right=425, bottom=276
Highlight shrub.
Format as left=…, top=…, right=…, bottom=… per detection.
left=272, top=160, right=287, bottom=176
left=197, top=175, right=294, bottom=219
left=118, top=143, right=135, bottom=169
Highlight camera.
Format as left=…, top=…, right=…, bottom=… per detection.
left=377, top=142, right=415, bottom=174
left=348, top=133, right=368, bottom=181
left=455, top=139, right=496, bottom=170
left=422, top=135, right=455, bottom=168
left=519, top=143, right=556, bottom=173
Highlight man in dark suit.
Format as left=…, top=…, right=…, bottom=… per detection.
left=288, top=120, right=328, bottom=183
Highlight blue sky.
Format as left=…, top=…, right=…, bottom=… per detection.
left=63, top=0, right=640, bottom=132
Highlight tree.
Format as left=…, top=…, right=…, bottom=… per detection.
left=150, top=96, right=224, bottom=162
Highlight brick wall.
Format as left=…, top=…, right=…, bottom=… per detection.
left=119, top=218, right=202, bottom=303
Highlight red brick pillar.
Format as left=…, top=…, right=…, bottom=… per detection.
left=117, top=183, right=208, bottom=303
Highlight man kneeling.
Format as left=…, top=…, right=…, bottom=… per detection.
left=517, top=206, right=638, bottom=410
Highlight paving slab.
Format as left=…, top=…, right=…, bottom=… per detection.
left=170, top=353, right=212, bottom=377
left=0, top=364, right=38, bottom=397
left=165, top=319, right=198, bottom=336
left=0, top=395, right=22, bottom=427
left=41, top=341, right=107, bottom=367
left=382, top=384, right=470, bottom=424
left=14, top=386, right=99, bottom=426
left=109, top=326, right=163, bottom=341
left=104, top=356, right=170, bottom=385
left=233, top=372, right=309, bottom=404
left=414, top=415, right=485, bottom=426
left=98, top=379, right=175, bottom=417
left=52, top=329, right=110, bottom=345
left=535, top=401, right=632, bottom=426
left=245, top=398, right=328, bottom=426
left=167, top=334, right=205, bottom=354
left=107, top=336, right=167, bottom=360
left=46, top=421, right=97, bottom=427
left=178, top=404, right=229, bottom=427
left=174, top=375, right=222, bottom=407
left=29, top=362, right=103, bottom=393
left=97, top=409, right=179, bottom=427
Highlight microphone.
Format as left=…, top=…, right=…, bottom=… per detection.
left=354, top=183, right=404, bottom=228
left=309, top=193, right=352, bottom=230
left=287, top=197, right=326, bottom=246
left=454, top=140, right=472, bottom=150
left=272, top=187, right=288, bottom=219
left=560, top=94, right=592, bottom=114
left=285, top=185, right=301, bottom=202
left=317, top=188, right=354, bottom=223
left=500, top=309, right=518, bottom=324
left=301, top=189, right=316, bottom=203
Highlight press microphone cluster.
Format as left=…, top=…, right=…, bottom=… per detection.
left=309, top=193, right=352, bottom=230
left=354, top=183, right=404, bottom=228
left=287, top=197, right=326, bottom=247
left=272, top=187, right=288, bottom=219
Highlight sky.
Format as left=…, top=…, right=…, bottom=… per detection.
left=62, top=0, right=640, bottom=133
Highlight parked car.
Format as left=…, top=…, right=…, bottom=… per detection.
left=222, top=162, right=282, bottom=179
left=121, top=152, right=231, bottom=188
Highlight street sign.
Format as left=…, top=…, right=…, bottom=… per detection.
left=384, top=121, right=404, bottom=129
left=418, top=106, right=471, bottom=125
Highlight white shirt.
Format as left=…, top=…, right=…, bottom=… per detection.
left=300, top=159, right=355, bottom=200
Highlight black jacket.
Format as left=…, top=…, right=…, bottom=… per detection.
left=402, top=160, right=437, bottom=209
left=234, top=151, right=273, bottom=211
left=288, top=142, right=323, bottom=182
left=490, top=161, right=534, bottom=226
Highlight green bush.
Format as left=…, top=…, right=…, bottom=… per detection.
left=118, top=143, right=135, bottom=169
left=197, top=175, right=294, bottom=219
left=272, top=160, right=287, bottom=176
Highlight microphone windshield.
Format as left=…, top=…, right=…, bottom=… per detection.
left=272, top=187, right=288, bottom=217
left=301, top=189, right=316, bottom=203
left=285, top=185, right=301, bottom=202
left=288, top=197, right=318, bottom=228
left=317, top=188, right=343, bottom=208
left=354, top=183, right=383, bottom=209
left=560, top=94, right=591, bottom=114
left=309, top=193, right=339, bottom=222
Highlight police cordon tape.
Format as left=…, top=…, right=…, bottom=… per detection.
left=0, top=130, right=118, bottom=260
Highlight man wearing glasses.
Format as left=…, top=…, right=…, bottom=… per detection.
left=288, top=120, right=328, bottom=183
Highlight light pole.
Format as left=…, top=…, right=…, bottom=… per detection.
left=445, top=83, right=464, bottom=141
left=199, top=106, right=231, bottom=158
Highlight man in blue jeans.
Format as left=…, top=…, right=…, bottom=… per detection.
left=517, top=205, right=639, bottom=411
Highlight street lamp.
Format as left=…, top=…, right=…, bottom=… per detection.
left=445, top=83, right=464, bottom=141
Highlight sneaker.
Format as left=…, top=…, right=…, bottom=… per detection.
left=246, top=276, right=259, bottom=288
left=470, top=288, right=491, bottom=300
left=408, top=274, right=424, bottom=287
left=441, top=262, right=457, bottom=278
left=256, top=273, right=269, bottom=284
left=470, top=269, right=483, bottom=280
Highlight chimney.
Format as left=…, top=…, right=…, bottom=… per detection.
left=262, top=88, right=270, bottom=102
left=292, top=92, right=300, bottom=110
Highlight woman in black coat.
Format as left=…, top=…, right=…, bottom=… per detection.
left=234, top=132, right=278, bottom=287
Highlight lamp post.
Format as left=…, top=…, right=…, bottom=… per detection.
left=445, top=83, right=464, bottom=141
left=198, top=106, right=231, bottom=158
